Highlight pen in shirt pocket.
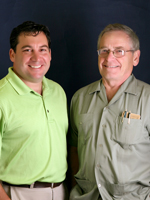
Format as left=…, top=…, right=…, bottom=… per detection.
left=121, top=110, right=141, bottom=123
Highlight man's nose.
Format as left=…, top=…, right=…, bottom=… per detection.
left=31, top=51, right=40, bottom=61
left=105, top=51, right=115, bottom=60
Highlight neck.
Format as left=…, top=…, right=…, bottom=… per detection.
left=102, top=78, right=123, bottom=102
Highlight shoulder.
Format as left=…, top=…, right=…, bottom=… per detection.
left=133, top=77, right=150, bottom=101
left=70, top=80, right=100, bottom=109
left=0, top=76, right=10, bottom=95
left=136, top=78, right=150, bottom=88
left=72, top=80, right=100, bottom=99
left=135, top=78, right=150, bottom=93
left=45, top=77, right=63, bottom=88
left=44, top=77, right=66, bottom=96
left=0, top=76, right=8, bottom=89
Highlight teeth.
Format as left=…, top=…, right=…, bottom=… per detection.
left=30, top=65, right=41, bottom=68
left=106, top=66, right=118, bottom=68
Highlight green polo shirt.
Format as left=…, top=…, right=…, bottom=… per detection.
left=0, top=67, right=68, bottom=184
left=70, top=75, right=150, bottom=200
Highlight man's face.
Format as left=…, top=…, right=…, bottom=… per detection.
left=98, top=31, right=140, bottom=85
left=9, top=32, right=51, bottom=85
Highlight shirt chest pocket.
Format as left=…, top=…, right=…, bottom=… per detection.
left=78, top=114, right=93, bottom=144
left=112, top=116, right=143, bottom=145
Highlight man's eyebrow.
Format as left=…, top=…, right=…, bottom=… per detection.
left=114, top=46, right=124, bottom=49
left=21, top=45, right=32, bottom=49
left=99, top=46, right=107, bottom=49
left=100, top=46, right=124, bottom=49
left=21, top=45, right=50, bottom=49
left=40, top=45, right=49, bottom=48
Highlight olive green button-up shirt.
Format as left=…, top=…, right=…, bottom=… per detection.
left=70, top=75, right=150, bottom=200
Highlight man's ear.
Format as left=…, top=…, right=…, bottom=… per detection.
left=133, top=50, right=140, bottom=67
left=9, top=49, right=15, bottom=62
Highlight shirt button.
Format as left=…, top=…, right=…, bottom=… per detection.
left=99, top=144, right=103, bottom=147
left=98, top=183, right=101, bottom=188
left=47, top=110, right=49, bottom=113
left=104, top=107, right=108, bottom=111
left=102, top=124, right=106, bottom=128
left=97, top=164, right=100, bottom=168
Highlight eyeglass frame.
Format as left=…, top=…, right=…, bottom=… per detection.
left=97, top=48, right=135, bottom=58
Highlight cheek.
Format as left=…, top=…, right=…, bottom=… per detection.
left=98, top=57, right=104, bottom=67
left=124, top=57, right=133, bottom=67
left=46, top=55, right=51, bottom=62
left=15, top=55, right=25, bottom=63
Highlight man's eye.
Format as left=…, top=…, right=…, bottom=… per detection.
left=40, top=48, right=47, bottom=52
left=101, top=49, right=108, bottom=54
left=115, top=49, right=123, bottom=53
left=23, top=49, right=31, bottom=52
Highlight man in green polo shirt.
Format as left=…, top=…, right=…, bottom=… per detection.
left=69, top=24, right=150, bottom=199
left=0, top=21, right=68, bottom=200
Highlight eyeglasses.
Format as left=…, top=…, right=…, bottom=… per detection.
left=97, top=48, right=134, bottom=58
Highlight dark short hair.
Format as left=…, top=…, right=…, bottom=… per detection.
left=10, top=21, right=51, bottom=52
left=97, top=23, right=140, bottom=51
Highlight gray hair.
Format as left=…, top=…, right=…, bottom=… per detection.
left=97, top=23, right=140, bottom=51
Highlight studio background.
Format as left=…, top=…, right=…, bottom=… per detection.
left=0, top=0, right=149, bottom=103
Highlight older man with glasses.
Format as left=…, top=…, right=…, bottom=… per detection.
left=69, top=23, right=150, bottom=200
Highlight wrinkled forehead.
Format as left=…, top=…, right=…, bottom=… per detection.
left=99, top=30, right=133, bottom=49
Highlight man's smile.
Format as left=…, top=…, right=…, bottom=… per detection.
left=29, top=65, right=42, bottom=69
left=104, top=65, right=119, bottom=68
